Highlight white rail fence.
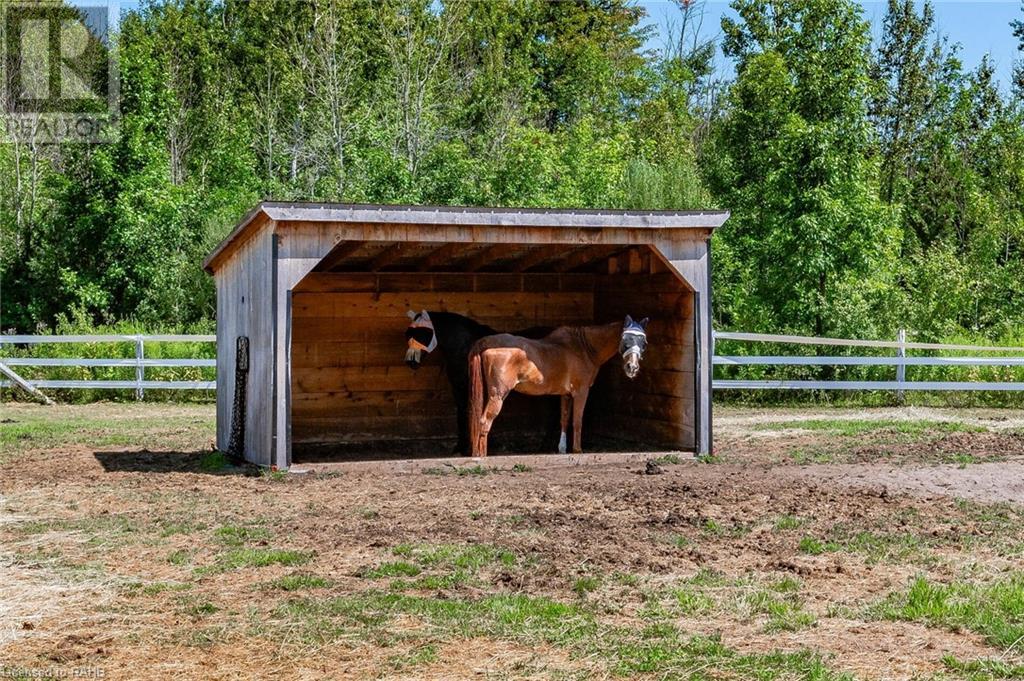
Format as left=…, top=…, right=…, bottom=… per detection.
left=3, top=330, right=1024, bottom=400
left=0, top=334, right=216, bottom=400
left=713, top=331, right=1024, bottom=392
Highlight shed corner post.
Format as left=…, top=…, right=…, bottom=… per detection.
left=272, top=224, right=333, bottom=471
left=272, top=233, right=290, bottom=471
left=659, top=234, right=714, bottom=457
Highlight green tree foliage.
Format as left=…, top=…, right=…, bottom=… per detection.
left=710, top=0, right=899, bottom=337
left=0, top=0, right=1021, bottom=348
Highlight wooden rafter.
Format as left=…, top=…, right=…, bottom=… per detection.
left=369, top=242, right=412, bottom=271
left=509, top=244, right=567, bottom=272
left=461, top=244, right=518, bottom=272
left=315, top=240, right=365, bottom=272
left=551, top=245, right=623, bottom=273
left=416, top=242, right=467, bottom=271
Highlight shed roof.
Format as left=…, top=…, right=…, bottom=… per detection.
left=203, top=202, right=729, bottom=273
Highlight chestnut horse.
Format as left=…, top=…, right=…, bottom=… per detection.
left=468, top=316, right=649, bottom=457
left=404, top=310, right=550, bottom=455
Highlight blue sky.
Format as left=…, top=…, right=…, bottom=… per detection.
left=640, top=1, right=1022, bottom=87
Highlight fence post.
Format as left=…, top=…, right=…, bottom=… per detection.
left=135, top=337, right=145, bottom=401
left=896, top=328, right=906, bottom=403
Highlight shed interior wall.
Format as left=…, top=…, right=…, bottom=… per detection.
left=289, top=250, right=696, bottom=458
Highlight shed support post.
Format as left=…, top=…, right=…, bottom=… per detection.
left=664, top=238, right=713, bottom=457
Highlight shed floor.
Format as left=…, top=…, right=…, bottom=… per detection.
left=291, top=432, right=685, bottom=463
left=288, top=450, right=693, bottom=475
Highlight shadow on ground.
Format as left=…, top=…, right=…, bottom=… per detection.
left=93, top=449, right=252, bottom=475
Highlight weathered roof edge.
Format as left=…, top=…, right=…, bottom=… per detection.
left=204, top=201, right=730, bottom=274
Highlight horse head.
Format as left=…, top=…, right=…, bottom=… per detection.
left=404, top=309, right=437, bottom=370
left=619, top=315, right=649, bottom=379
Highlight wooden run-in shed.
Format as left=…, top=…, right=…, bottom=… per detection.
left=203, top=203, right=728, bottom=468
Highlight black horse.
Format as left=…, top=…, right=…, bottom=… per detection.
left=404, top=310, right=549, bottom=455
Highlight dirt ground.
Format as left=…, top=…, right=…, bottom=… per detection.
left=3, top=403, right=1024, bottom=680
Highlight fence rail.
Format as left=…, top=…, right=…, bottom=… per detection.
left=0, top=334, right=215, bottom=399
left=3, top=330, right=1024, bottom=399
left=712, top=330, right=1024, bottom=392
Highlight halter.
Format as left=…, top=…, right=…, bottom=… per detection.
left=620, top=327, right=647, bottom=360
left=407, top=310, right=438, bottom=353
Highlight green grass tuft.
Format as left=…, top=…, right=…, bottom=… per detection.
left=362, top=561, right=422, bottom=578
left=573, top=576, right=600, bottom=596
left=942, top=654, right=1024, bottom=679
left=214, top=524, right=271, bottom=546
left=199, top=451, right=232, bottom=472
left=774, top=515, right=805, bottom=531
left=798, top=536, right=840, bottom=555
left=265, top=574, right=331, bottom=591
left=203, top=548, right=312, bottom=573
left=872, top=574, right=1024, bottom=649
left=454, top=464, right=491, bottom=476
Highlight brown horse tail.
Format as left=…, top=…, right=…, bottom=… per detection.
left=468, top=345, right=484, bottom=456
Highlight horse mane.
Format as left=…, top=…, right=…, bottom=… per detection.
left=569, top=326, right=599, bottom=360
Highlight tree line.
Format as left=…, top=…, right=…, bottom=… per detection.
left=2, top=0, right=1022, bottom=345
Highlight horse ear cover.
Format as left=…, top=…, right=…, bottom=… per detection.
left=624, top=315, right=633, bottom=327
left=407, top=310, right=417, bottom=320
left=639, top=317, right=649, bottom=329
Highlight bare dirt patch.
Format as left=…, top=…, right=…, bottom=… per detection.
left=3, top=403, right=1024, bottom=679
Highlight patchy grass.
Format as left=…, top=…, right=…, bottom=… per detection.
left=774, top=514, right=806, bottom=531
left=391, top=543, right=516, bottom=571
left=652, top=454, right=684, bottom=465
left=269, top=590, right=849, bottom=678
left=795, top=524, right=934, bottom=565
left=754, top=418, right=984, bottom=437
left=200, top=548, right=313, bottom=574
left=264, top=574, right=331, bottom=591
left=454, top=465, right=491, bottom=476
left=0, top=403, right=214, bottom=460
left=942, top=655, right=1024, bottom=680
left=361, top=561, right=422, bottom=578
left=872, top=574, right=1024, bottom=648
left=739, top=588, right=817, bottom=633
left=388, top=643, right=439, bottom=671
left=789, top=448, right=836, bottom=465
left=573, top=576, right=601, bottom=596
left=673, top=587, right=715, bottom=616
left=179, top=596, right=220, bottom=618
left=511, top=463, right=533, bottom=473
left=260, top=467, right=288, bottom=482
left=362, top=543, right=519, bottom=592
left=214, top=524, right=271, bottom=546
left=122, top=580, right=192, bottom=597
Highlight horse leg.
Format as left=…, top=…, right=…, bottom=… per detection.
left=571, top=387, right=589, bottom=454
left=558, top=395, right=571, bottom=454
left=476, top=387, right=508, bottom=457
